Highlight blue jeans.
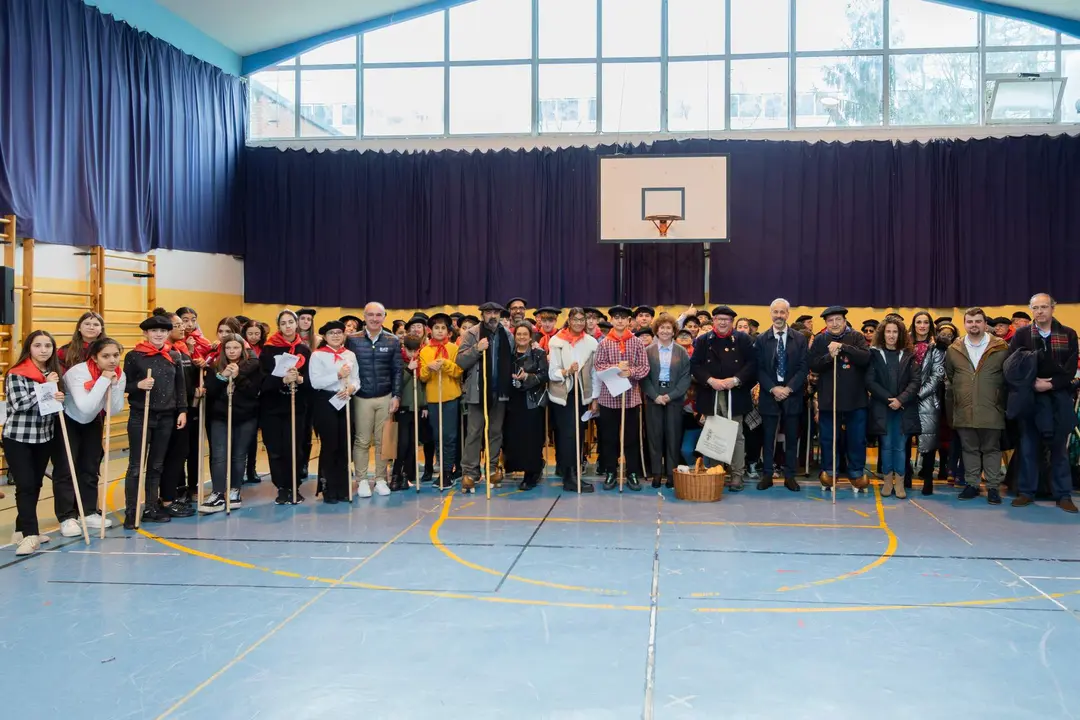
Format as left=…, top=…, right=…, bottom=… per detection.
left=427, top=398, right=460, bottom=474
left=681, top=428, right=701, bottom=466
left=210, top=417, right=257, bottom=493
left=819, top=408, right=867, bottom=478
left=879, top=410, right=905, bottom=475
left=1019, top=414, right=1072, bottom=500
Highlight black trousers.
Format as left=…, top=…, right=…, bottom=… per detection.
left=313, top=392, right=349, bottom=500
left=645, top=399, right=682, bottom=480
left=300, top=400, right=315, bottom=472
left=124, top=409, right=175, bottom=512
left=552, top=400, right=586, bottom=479
left=598, top=404, right=643, bottom=476
left=392, top=409, right=435, bottom=480
left=762, top=412, right=800, bottom=480
left=744, top=420, right=763, bottom=467
left=8, top=437, right=55, bottom=536
left=51, top=415, right=104, bottom=521
left=246, top=418, right=259, bottom=480
left=161, top=410, right=191, bottom=502
left=261, top=410, right=304, bottom=492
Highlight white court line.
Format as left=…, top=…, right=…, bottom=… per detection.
left=642, top=493, right=663, bottom=720
left=1022, top=577, right=1080, bottom=582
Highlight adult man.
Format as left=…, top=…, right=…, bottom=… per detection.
left=1012, top=311, right=1031, bottom=331
left=755, top=299, right=808, bottom=492
left=346, top=302, right=403, bottom=498
left=690, top=306, right=757, bottom=491
left=507, top=297, right=528, bottom=324
left=593, top=305, right=650, bottom=490
left=1008, top=294, right=1079, bottom=513
left=458, top=302, right=515, bottom=493
left=945, top=308, right=1008, bottom=504
left=795, top=315, right=814, bottom=334
left=991, top=317, right=1013, bottom=341
left=808, top=306, right=871, bottom=490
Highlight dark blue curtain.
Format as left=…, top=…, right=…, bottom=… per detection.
left=0, top=0, right=246, bottom=253
left=243, top=134, right=1080, bottom=309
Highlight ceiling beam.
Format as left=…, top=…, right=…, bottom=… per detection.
left=930, top=0, right=1080, bottom=37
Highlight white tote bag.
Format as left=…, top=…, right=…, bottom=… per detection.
left=695, top=389, right=740, bottom=464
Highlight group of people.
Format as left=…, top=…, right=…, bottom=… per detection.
left=3, top=294, right=1077, bottom=555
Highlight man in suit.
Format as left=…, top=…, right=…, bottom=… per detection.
left=641, top=313, right=692, bottom=488
left=690, top=306, right=758, bottom=491
left=755, top=299, right=809, bottom=491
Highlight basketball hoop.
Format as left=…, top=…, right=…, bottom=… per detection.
left=645, top=214, right=682, bottom=238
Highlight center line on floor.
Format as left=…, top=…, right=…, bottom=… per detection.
left=495, top=495, right=560, bottom=593
left=642, top=493, right=664, bottom=720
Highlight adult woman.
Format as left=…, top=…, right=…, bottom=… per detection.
left=6, top=331, right=66, bottom=555
left=199, top=334, right=263, bottom=512
left=157, top=309, right=198, bottom=515
left=504, top=322, right=549, bottom=490
left=58, top=312, right=105, bottom=370
left=260, top=310, right=312, bottom=505
left=936, top=321, right=963, bottom=484
left=641, top=314, right=692, bottom=489
left=547, top=307, right=599, bottom=492
left=56, top=337, right=126, bottom=533
left=307, top=321, right=360, bottom=503
left=866, top=319, right=920, bottom=499
left=909, top=310, right=946, bottom=494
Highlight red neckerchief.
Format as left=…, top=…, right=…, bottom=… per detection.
left=317, top=344, right=348, bottom=363
left=171, top=339, right=191, bottom=357
left=134, top=341, right=175, bottom=364
left=537, top=327, right=558, bottom=352
left=556, top=328, right=586, bottom=347
left=266, top=332, right=306, bottom=369
left=251, top=344, right=262, bottom=358
left=713, top=329, right=733, bottom=340
left=85, top=361, right=123, bottom=392
left=590, top=327, right=603, bottom=339
left=681, top=343, right=694, bottom=358
left=185, top=330, right=213, bottom=358
left=58, top=342, right=88, bottom=364
left=605, top=329, right=632, bottom=354
left=8, top=359, right=46, bottom=383
left=429, top=337, right=451, bottom=360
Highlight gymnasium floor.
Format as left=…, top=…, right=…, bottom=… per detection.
left=4, top=452, right=1080, bottom=719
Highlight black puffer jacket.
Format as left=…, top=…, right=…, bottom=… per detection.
left=346, top=330, right=402, bottom=399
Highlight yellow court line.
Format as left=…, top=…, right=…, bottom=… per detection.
left=848, top=508, right=871, bottom=518
left=446, top=515, right=879, bottom=530
left=695, top=588, right=1080, bottom=614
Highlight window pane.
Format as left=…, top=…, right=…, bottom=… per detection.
left=450, top=65, right=532, bottom=134
left=668, top=61, right=725, bottom=131
left=363, top=67, right=444, bottom=136
left=1067, top=35, right=1080, bottom=45
left=730, top=58, right=788, bottom=129
left=796, top=0, right=882, bottom=51
left=668, top=0, right=725, bottom=56
left=276, top=57, right=296, bottom=67
left=300, top=37, right=356, bottom=65
left=985, top=14, right=1056, bottom=47
left=602, top=0, right=661, bottom=58
left=450, top=0, right=531, bottom=60
left=299, top=69, right=357, bottom=137
left=363, top=12, right=444, bottom=63
left=890, top=53, right=978, bottom=126
left=730, top=0, right=788, bottom=54
left=539, top=64, right=597, bottom=132
left=249, top=69, right=296, bottom=139
left=889, top=0, right=977, bottom=49
left=539, top=0, right=596, bottom=58
left=1063, top=50, right=1080, bottom=123
left=986, top=51, right=1055, bottom=74
left=601, top=62, right=661, bottom=132
left=796, top=56, right=882, bottom=127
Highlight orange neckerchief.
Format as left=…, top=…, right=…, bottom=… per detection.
left=537, top=327, right=558, bottom=352
left=85, top=361, right=123, bottom=392
left=605, top=328, right=632, bottom=354
left=134, top=341, right=175, bottom=364
left=316, top=344, right=348, bottom=363
left=428, top=337, right=452, bottom=360
left=266, top=332, right=307, bottom=369
left=555, top=327, right=586, bottom=347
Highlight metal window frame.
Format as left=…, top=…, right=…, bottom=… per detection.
left=985, top=73, right=1067, bottom=124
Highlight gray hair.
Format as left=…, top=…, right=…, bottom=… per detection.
left=364, top=302, right=386, bottom=315
left=769, top=298, right=791, bottom=311
left=1029, top=293, right=1055, bottom=309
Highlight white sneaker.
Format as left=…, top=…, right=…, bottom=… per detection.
left=84, top=513, right=114, bottom=529
left=228, top=489, right=242, bottom=507
left=374, top=479, right=391, bottom=496
left=60, top=519, right=82, bottom=537
left=356, top=480, right=373, bottom=498
left=11, top=531, right=50, bottom=546
left=15, top=535, right=40, bottom=556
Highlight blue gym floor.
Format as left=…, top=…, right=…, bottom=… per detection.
left=4, top=457, right=1080, bottom=719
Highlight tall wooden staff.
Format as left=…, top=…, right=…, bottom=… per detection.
left=638, top=401, right=646, bottom=482
left=346, top=382, right=355, bottom=502
left=57, top=413, right=90, bottom=544
left=437, top=370, right=444, bottom=490
left=413, top=361, right=421, bottom=493
left=196, top=370, right=206, bottom=508
left=619, top=393, right=626, bottom=493
left=483, top=348, right=491, bottom=500
left=290, top=381, right=298, bottom=504
left=831, top=360, right=838, bottom=505
left=225, top=377, right=234, bottom=514
left=573, top=372, right=582, bottom=494
left=134, top=369, right=152, bottom=528
left=99, top=387, right=112, bottom=540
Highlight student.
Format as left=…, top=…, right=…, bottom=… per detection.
left=547, top=307, right=599, bottom=492
left=307, top=321, right=360, bottom=503
left=392, top=334, right=429, bottom=490
left=199, top=334, right=263, bottom=512
left=6, top=331, right=66, bottom=555
left=123, top=314, right=188, bottom=529
left=201, top=317, right=244, bottom=366
left=419, top=313, right=463, bottom=492
left=297, top=308, right=319, bottom=348
left=157, top=309, right=198, bottom=516
left=58, top=312, right=105, bottom=370
left=866, top=318, right=920, bottom=499
left=260, top=310, right=312, bottom=505
left=242, top=319, right=267, bottom=484
left=177, top=306, right=213, bottom=359
left=55, top=337, right=126, bottom=534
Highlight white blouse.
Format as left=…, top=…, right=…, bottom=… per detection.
left=63, top=362, right=127, bottom=425
left=308, top=348, right=361, bottom=394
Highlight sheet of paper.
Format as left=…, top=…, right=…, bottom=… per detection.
left=272, top=353, right=300, bottom=378
left=36, top=382, right=63, bottom=417
left=580, top=409, right=597, bottom=422
left=596, top=366, right=631, bottom=397
left=329, top=393, right=348, bottom=411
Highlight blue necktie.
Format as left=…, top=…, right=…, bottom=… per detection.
left=777, top=332, right=787, bottom=382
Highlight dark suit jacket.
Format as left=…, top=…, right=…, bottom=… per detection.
left=641, top=342, right=692, bottom=403
left=690, top=331, right=757, bottom=417
left=754, top=327, right=809, bottom=417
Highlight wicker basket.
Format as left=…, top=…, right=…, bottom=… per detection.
left=673, top=467, right=725, bottom=502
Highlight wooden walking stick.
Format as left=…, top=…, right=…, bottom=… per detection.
left=57, top=413, right=90, bottom=545
left=412, top=362, right=421, bottom=493
left=544, top=405, right=550, bottom=472
left=483, top=348, right=491, bottom=500
left=831, top=359, right=838, bottom=505
left=619, top=393, right=626, bottom=493
left=196, top=371, right=206, bottom=508
left=226, top=377, right=234, bottom=515
left=290, top=381, right=298, bottom=505
left=638, top=399, right=646, bottom=482
left=437, top=370, right=444, bottom=490
left=99, top=387, right=112, bottom=540
left=346, top=382, right=355, bottom=502
left=804, top=395, right=812, bottom=477
left=574, top=372, right=582, bottom=494
left=134, top=369, right=152, bottom=528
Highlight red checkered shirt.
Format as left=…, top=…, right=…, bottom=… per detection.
left=593, top=335, right=650, bottom=409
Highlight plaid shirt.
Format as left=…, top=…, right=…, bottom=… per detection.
left=593, top=335, right=650, bottom=409
left=3, top=374, right=56, bottom=444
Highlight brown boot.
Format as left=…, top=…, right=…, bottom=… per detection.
left=1058, top=497, right=1078, bottom=514
left=819, top=471, right=834, bottom=488
left=851, top=475, right=870, bottom=491
left=880, top=472, right=894, bottom=497
left=893, top=473, right=907, bottom=499
left=1011, top=494, right=1033, bottom=507
left=461, top=476, right=476, bottom=494
left=489, top=468, right=503, bottom=488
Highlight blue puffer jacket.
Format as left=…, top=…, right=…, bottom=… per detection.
left=346, top=330, right=402, bottom=399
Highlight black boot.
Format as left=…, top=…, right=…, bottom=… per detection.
left=602, top=473, right=617, bottom=491
left=519, top=473, right=539, bottom=491
left=651, top=476, right=662, bottom=489
left=626, top=473, right=642, bottom=491
left=123, top=510, right=136, bottom=530
left=563, top=475, right=594, bottom=493
left=388, top=473, right=404, bottom=492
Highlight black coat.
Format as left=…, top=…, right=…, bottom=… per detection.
left=205, top=358, right=263, bottom=423
left=690, top=331, right=757, bottom=417
left=754, top=327, right=809, bottom=417
left=808, top=329, right=871, bottom=412
left=259, top=343, right=312, bottom=416
left=510, top=347, right=549, bottom=410
left=124, top=349, right=187, bottom=413
left=865, top=348, right=921, bottom=436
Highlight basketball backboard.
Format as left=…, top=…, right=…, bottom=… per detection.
left=598, top=154, right=730, bottom=244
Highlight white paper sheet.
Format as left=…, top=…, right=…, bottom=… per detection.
left=272, top=353, right=300, bottom=378
left=329, top=393, right=348, bottom=411
left=36, top=382, right=63, bottom=417
left=596, top=366, right=631, bottom=397
left=580, top=409, right=598, bottom=422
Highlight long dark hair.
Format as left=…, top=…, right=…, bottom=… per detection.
left=242, top=320, right=266, bottom=350
left=175, top=306, right=197, bottom=319
left=873, top=318, right=912, bottom=351
left=87, top=337, right=124, bottom=365
left=14, top=330, right=61, bottom=376
left=64, top=311, right=106, bottom=367
left=215, top=316, right=243, bottom=338
left=908, top=310, right=933, bottom=344
left=214, top=334, right=253, bottom=373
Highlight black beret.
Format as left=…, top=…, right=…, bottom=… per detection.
left=711, top=305, right=737, bottom=319
left=861, top=319, right=880, bottom=330
left=1012, top=311, right=1031, bottom=321
left=450, top=312, right=465, bottom=320
left=934, top=316, right=952, bottom=325
left=139, top=315, right=174, bottom=331
left=584, top=307, right=602, bottom=316
left=506, top=297, right=528, bottom=308
left=319, top=320, right=345, bottom=335
left=991, top=316, right=1011, bottom=326
left=405, top=314, right=427, bottom=327
left=461, top=315, right=479, bottom=325
left=428, top=312, right=452, bottom=328
left=478, top=302, right=507, bottom=313
left=821, top=306, right=848, bottom=319
left=297, top=308, right=317, bottom=318
left=534, top=306, right=560, bottom=317
left=635, top=328, right=653, bottom=337
left=598, top=320, right=613, bottom=330
left=795, top=315, right=813, bottom=323
left=608, top=305, right=633, bottom=318
left=339, top=314, right=362, bottom=326
left=634, top=305, right=655, bottom=317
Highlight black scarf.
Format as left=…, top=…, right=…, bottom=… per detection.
left=480, top=322, right=513, bottom=399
